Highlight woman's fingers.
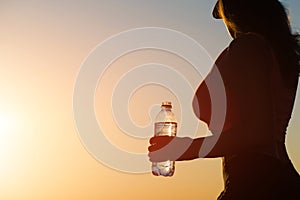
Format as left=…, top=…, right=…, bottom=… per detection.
left=148, top=136, right=175, bottom=161
left=147, top=144, right=157, bottom=152
left=149, top=136, right=174, bottom=145
left=148, top=151, right=169, bottom=162
left=148, top=136, right=174, bottom=152
left=148, top=136, right=195, bottom=162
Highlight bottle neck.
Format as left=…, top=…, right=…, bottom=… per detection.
left=161, top=105, right=172, bottom=111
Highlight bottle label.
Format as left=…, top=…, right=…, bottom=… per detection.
left=154, top=122, right=177, bottom=137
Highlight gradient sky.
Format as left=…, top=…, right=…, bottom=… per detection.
left=0, top=0, right=299, bottom=199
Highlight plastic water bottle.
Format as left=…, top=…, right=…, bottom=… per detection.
left=152, top=101, right=177, bottom=176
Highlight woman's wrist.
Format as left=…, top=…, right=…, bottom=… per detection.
left=179, top=137, right=203, bottom=161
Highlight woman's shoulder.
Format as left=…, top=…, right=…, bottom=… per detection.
left=229, top=32, right=271, bottom=55
left=225, top=32, right=274, bottom=68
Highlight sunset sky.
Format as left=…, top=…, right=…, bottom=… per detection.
left=1, top=0, right=299, bottom=199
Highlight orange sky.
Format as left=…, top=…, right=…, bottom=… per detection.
left=0, top=1, right=299, bottom=199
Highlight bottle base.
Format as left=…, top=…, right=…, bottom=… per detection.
left=152, top=161, right=175, bottom=177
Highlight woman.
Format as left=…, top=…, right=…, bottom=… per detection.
left=148, top=0, right=300, bottom=199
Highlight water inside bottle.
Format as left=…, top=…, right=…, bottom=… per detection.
left=152, top=121, right=177, bottom=176
left=152, top=160, right=175, bottom=176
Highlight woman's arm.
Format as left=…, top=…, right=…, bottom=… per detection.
left=148, top=136, right=204, bottom=162
left=148, top=33, right=274, bottom=162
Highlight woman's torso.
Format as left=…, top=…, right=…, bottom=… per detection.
left=196, top=33, right=298, bottom=159
left=195, top=33, right=300, bottom=199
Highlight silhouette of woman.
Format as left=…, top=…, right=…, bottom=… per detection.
left=148, top=0, right=300, bottom=199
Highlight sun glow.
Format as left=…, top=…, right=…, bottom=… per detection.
left=0, top=110, right=24, bottom=176
left=0, top=112, right=19, bottom=135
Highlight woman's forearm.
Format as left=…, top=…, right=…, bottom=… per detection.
left=178, top=137, right=204, bottom=161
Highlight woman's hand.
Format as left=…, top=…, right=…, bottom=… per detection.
left=148, top=136, right=201, bottom=162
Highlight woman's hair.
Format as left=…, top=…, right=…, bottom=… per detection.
left=218, top=0, right=300, bottom=87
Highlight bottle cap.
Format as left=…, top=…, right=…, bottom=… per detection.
left=161, top=101, right=172, bottom=108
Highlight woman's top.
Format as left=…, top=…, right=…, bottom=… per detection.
left=195, top=32, right=300, bottom=199
left=194, top=32, right=298, bottom=159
